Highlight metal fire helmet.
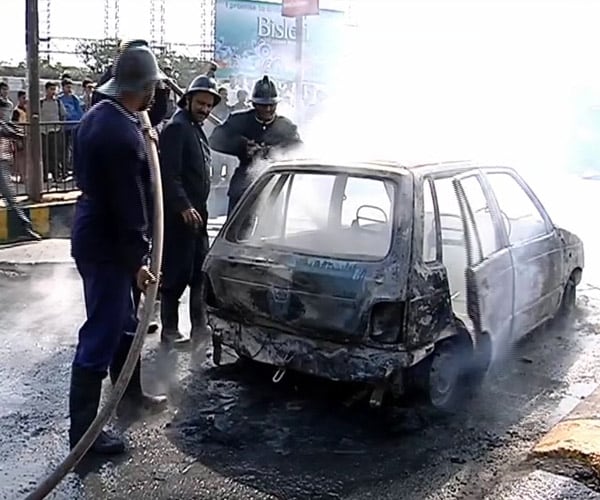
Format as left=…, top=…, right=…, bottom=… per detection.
left=252, top=75, right=281, bottom=106
left=96, top=43, right=166, bottom=97
left=177, top=74, right=222, bottom=107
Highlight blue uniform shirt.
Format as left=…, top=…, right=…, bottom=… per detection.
left=71, top=99, right=153, bottom=274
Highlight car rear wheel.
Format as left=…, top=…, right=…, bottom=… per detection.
left=427, top=337, right=474, bottom=412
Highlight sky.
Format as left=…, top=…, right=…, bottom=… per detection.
left=5, top=0, right=600, bottom=170
left=2, top=0, right=349, bottom=64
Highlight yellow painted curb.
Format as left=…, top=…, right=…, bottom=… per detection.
left=30, top=206, right=50, bottom=236
left=532, top=418, right=600, bottom=473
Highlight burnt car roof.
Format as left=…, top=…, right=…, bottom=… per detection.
left=267, top=158, right=515, bottom=178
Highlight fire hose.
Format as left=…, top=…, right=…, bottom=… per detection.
left=24, top=109, right=164, bottom=500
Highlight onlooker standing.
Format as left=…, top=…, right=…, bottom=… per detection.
left=232, top=89, right=251, bottom=111
left=40, top=81, right=66, bottom=182
left=212, top=87, right=232, bottom=122
left=11, top=91, right=27, bottom=181
left=80, top=79, right=95, bottom=112
left=11, top=91, right=27, bottom=123
left=0, top=82, right=13, bottom=122
left=58, top=77, right=84, bottom=177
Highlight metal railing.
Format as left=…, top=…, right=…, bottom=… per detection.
left=6, top=120, right=238, bottom=217
left=8, top=121, right=78, bottom=196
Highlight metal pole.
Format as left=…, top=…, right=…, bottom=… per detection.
left=26, top=0, right=43, bottom=202
left=294, top=15, right=304, bottom=123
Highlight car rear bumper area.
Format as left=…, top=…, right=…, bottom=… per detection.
left=209, top=314, right=411, bottom=384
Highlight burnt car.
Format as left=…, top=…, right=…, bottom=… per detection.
left=202, top=160, right=584, bottom=411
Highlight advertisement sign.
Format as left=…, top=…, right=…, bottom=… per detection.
left=282, top=0, right=320, bottom=17
left=215, top=0, right=345, bottom=84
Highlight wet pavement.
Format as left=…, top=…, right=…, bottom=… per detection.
left=0, top=250, right=598, bottom=500
left=2, top=178, right=600, bottom=499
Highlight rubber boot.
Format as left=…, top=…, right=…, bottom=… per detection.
left=147, top=299, right=161, bottom=334
left=190, top=284, right=212, bottom=341
left=160, top=296, right=190, bottom=346
left=109, top=334, right=167, bottom=409
left=69, top=365, right=125, bottom=455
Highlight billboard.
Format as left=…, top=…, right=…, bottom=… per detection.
left=214, top=0, right=346, bottom=84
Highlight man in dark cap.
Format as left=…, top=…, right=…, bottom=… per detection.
left=158, top=74, right=220, bottom=346
left=209, top=75, right=302, bottom=215
left=69, top=40, right=167, bottom=455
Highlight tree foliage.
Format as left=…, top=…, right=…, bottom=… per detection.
left=75, top=38, right=120, bottom=76
left=74, top=39, right=208, bottom=86
left=0, top=60, right=91, bottom=81
left=1, top=40, right=211, bottom=88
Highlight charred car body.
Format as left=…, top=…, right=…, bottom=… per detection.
left=202, top=160, right=584, bottom=411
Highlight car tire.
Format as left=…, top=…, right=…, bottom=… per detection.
left=426, top=337, right=474, bottom=413
left=464, top=332, right=492, bottom=392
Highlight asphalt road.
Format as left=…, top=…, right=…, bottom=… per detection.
left=2, top=176, right=600, bottom=499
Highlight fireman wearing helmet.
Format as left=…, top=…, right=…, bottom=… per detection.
left=158, top=74, right=219, bottom=346
left=92, top=39, right=169, bottom=127
left=209, top=75, right=302, bottom=215
left=69, top=41, right=167, bottom=455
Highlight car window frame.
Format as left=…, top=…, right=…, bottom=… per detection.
left=223, top=165, right=404, bottom=263
left=454, top=171, right=509, bottom=261
left=428, top=168, right=509, bottom=267
left=420, top=176, right=442, bottom=264
left=479, top=167, right=554, bottom=246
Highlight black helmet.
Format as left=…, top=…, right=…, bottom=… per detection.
left=177, top=74, right=221, bottom=107
left=252, top=75, right=280, bottom=105
left=96, top=41, right=165, bottom=97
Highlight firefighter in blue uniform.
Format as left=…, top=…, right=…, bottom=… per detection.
left=209, top=75, right=302, bottom=215
left=70, top=41, right=167, bottom=455
left=159, top=75, right=220, bottom=345
left=93, top=39, right=168, bottom=337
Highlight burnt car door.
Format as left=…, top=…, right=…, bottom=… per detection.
left=480, top=169, right=564, bottom=338
left=450, top=172, right=515, bottom=346
left=204, top=167, right=403, bottom=341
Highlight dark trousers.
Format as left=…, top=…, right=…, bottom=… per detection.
left=73, top=259, right=138, bottom=373
left=161, top=214, right=209, bottom=327
left=41, top=131, right=64, bottom=181
left=0, top=159, right=31, bottom=229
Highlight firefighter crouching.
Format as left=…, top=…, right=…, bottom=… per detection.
left=69, top=42, right=167, bottom=456
left=209, top=75, right=302, bottom=215
left=158, top=75, right=219, bottom=346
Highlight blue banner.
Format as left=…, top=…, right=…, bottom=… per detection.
left=214, top=0, right=346, bottom=84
